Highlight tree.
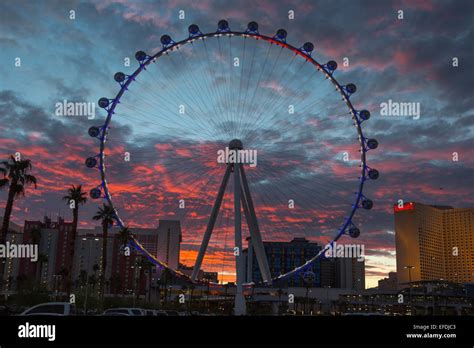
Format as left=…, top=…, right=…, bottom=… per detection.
left=0, top=155, right=37, bottom=243
left=62, top=185, right=87, bottom=293
left=116, top=226, right=132, bottom=296
left=159, top=268, right=172, bottom=306
left=134, top=256, right=154, bottom=302
left=117, top=226, right=132, bottom=257
left=92, top=204, right=115, bottom=299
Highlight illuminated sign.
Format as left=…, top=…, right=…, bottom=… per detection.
left=394, top=202, right=415, bottom=212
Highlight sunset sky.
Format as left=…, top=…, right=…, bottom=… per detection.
left=1, top=0, right=473, bottom=287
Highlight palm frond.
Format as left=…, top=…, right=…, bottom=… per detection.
left=0, top=178, right=9, bottom=188
left=24, top=174, right=37, bottom=187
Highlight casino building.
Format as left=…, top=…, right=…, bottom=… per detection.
left=244, top=237, right=365, bottom=289
left=395, top=202, right=474, bottom=286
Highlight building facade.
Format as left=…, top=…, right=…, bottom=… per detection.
left=395, top=202, right=474, bottom=286
left=245, top=237, right=365, bottom=289
left=19, top=216, right=75, bottom=291
left=245, top=237, right=322, bottom=287
left=2, top=216, right=182, bottom=296
left=321, top=257, right=365, bottom=290
left=156, top=220, right=182, bottom=271
left=378, top=272, right=398, bottom=291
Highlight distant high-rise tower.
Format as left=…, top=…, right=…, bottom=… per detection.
left=244, top=237, right=365, bottom=289
left=157, top=220, right=182, bottom=270
left=320, top=257, right=365, bottom=290
left=245, top=237, right=322, bottom=287
left=394, top=202, right=474, bottom=286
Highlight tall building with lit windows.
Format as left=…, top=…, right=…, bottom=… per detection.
left=395, top=202, right=474, bottom=286
left=244, top=237, right=365, bottom=289
left=2, top=217, right=182, bottom=295
left=245, top=237, right=322, bottom=287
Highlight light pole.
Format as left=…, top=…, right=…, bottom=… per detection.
left=131, top=262, right=141, bottom=308
left=84, top=237, right=99, bottom=314
left=404, top=265, right=414, bottom=314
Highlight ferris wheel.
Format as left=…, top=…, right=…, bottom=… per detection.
left=85, top=20, right=378, bottom=313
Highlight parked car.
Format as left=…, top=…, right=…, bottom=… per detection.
left=102, top=312, right=130, bottom=316
left=20, top=302, right=75, bottom=316
left=102, top=308, right=146, bottom=316
left=144, top=309, right=168, bottom=316
left=164, top=310, right=179, bottom=316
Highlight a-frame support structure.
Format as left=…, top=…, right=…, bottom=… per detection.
left=191, top=139, right=272, bottom=315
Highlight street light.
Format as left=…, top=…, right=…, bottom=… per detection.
left=404, top=265, right=414, bottom=286
left=84, top=237, right=100, bottom=314
left=404, top=265, right=415, bottom=314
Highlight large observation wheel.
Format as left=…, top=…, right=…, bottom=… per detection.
left=86, top=20, right=379, bottom=287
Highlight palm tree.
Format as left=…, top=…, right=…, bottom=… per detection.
left=116, top=226, right=132, bottom=296
left=92, top=204, right=115, bottom=299
left=117, top=226, right=133, bottom=254
left=62, top=185, right=87, bottom=293
left=134, top=257, right=153, bottom=302
left=0, top=155, right=37, bottom=243
left=159, top=268, right=172, bottom=306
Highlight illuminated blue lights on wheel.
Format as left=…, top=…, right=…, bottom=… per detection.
left=87, top=21, right=379, bottom=286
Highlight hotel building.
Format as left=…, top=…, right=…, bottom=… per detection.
left=395, top=202, right=474, bottom=286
